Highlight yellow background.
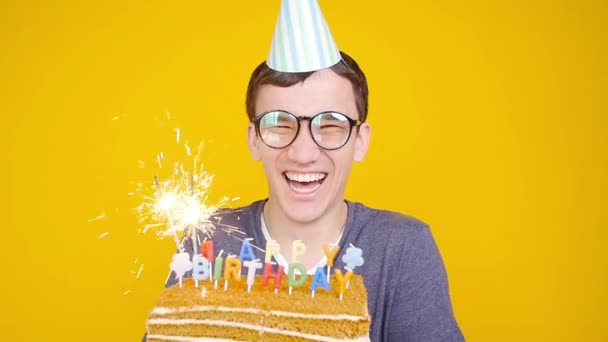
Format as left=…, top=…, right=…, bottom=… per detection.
left=2, top=0, right=606, bottom=341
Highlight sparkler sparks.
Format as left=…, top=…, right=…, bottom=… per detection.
left=100, top=115, right=243, bottom=295
left=134, top=134, right=240, bottom=251
left=174, top=128, right=181, bottom=143
left=136, top=264, right=144, bottom=279
left=88, top=212, right=105, bottom=223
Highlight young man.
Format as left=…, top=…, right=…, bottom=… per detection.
left=208, top=51, right=463, bottom=341
left=158, top=1, right=464, bottom=341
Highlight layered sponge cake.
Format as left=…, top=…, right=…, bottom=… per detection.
left=146, top=275, right=370, bottom=341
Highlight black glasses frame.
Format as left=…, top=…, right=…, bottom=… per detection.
left=253, top=110, right=362, bottom=150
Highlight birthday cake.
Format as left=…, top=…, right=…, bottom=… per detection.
left=146, top=274, right=370, bottom=341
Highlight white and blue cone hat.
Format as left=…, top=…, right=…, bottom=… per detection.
left=267, top=0, right=341, bottom=73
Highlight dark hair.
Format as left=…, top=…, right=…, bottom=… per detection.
left=245, top=51, right=369, bottom=122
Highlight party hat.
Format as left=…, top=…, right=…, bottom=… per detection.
left=267, top=0, right=341, bottom=73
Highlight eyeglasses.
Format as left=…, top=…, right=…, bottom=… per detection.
left=253, top=110, right=362, bottom=150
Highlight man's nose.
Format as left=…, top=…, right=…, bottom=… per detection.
left=286, top=124, right=321, bottom=164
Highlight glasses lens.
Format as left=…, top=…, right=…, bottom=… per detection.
left=258, top=111, right=298, bottom=148
left=311, top=112, right=352, bottom=149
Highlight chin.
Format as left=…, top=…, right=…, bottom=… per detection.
left=284, top=203, right=325, bottom=223
left=280, top=199, right=327, bottom=224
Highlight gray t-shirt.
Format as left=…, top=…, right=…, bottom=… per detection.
left=160, top=199, right=464, bottom=341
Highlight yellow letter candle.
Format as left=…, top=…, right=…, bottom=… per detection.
left=265, top=239, right=280, bottom=263
left=292, top=240, right=307, bottom=262
left=334, top=269, right=354, bottom=300
left=223, top=256, right=242, bottom=291
left=323, top=243, right=340, bottom=278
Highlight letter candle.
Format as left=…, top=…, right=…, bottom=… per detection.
left=334, top=269, right=354, bottom=300
left=192, top=255, right=210, bottom=288
left=262, top=262, right=285, bottom=294
left=213, top=250, right=224, bottom=290
left=292, top=240, right=306, bottom=262
left=239, top=238, right=256, bottom=263
left=287, top=263, right=307, bottom=295
left=201, top=240, right=214, bottom=283
left=265, top=239, right=280, bottom=263
left=223, top=256, right=241, bottom=291
left=243, top=259, right=263, bottom=292
left=323, top=244, right=340, bottom=279
left=311, top=266, right=330, bottom=298
left=288, top=240, right=307, bottom=295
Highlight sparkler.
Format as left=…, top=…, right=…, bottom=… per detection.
left=93, top=115, right=244, bottom=289
left=135, top=139, right=240, bottom=252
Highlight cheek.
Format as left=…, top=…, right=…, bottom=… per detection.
left=328, top=150, right=355, bottom=175
left=259, top=150, right=283, bottom=174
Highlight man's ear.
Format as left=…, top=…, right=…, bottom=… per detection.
left=247, top=123, right=261, bottom=161
left=354, top=122, right=371, bottom=162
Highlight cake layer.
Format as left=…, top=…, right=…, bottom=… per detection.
left=147, top=321, right=369, bottom=342
left=149, top=310, right=368, bottom=338
left=147, top=275, right=370, bottom=341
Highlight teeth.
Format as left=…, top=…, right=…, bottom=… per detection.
left=285, top=172, right=326, bottom=183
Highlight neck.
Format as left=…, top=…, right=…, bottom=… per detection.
left=263, top=199, right=347, bottom=269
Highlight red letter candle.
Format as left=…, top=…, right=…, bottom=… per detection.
left=262, top=262, right=285, bottom=293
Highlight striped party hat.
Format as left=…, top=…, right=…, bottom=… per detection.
left=267, top=0, right=341, bottom=73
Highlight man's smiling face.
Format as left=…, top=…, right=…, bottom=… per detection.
left=248, top=68, right=370, bottom=224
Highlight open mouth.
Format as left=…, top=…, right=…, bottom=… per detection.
left=283, top=171, right=327, bottom=194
